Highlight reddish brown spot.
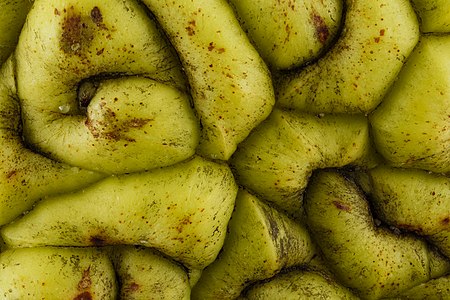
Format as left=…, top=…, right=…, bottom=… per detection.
left=176, top=216, right=193, bottom=233
left=126, top=282, right=140, bottom=292
left=89, top=235, right=106, bottom=246
left=60, top=7, right=94, bottom=54
left=312, top=14, right=329, bottom=44
left=207, top=42, right=225, bottom=53
left=90, top=7, right=103, bottom=25
left=380, top=29, right=385, bottom=36
left=126, top=118, right=151, bottom=128
left=332, top=201, right=351, bottom=211
left=441, top=217, right=450, bottom=226
left=374, top=37, right=381, bottom=43
left=73, top=292, right=92, bottom=300
left=78, top=267, right=92, bottom=290
left=6, top=170, right=17, bottom=179
left=186, top=20, right=196, bottom=36
left=96, top=48, right=104, bottom=55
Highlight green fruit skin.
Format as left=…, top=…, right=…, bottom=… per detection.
left=0, top=56, right=105, bottom=226
left=0, top=246, right=117, bottom=299
left=305, top=170, right=449, bottom=299
left=191, top=189, right=315, bottom=299
left=368, top=165, right=450, bottom=258
left=386, top=274, right=450, bottom=299
left=241, top=269, right=359, bottom=300
left=15, top=0, right=193, bottom=174
left=228, top=0, right=343, bottom=70
left=370, top=35, right=450, bottom=173
left=411, top=0, right=450, bottom=33
left=1, top=156, right=238, bottom=270
left=231, top=108, right=378, bottom=217
left=276, top=0, right=419, bottom=114
left=0, top=0, right=33, bottom=65
left=110, top=246, right=191, bottom=300
left=141, top=0, right=275, bottom=160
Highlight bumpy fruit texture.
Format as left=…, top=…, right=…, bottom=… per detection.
left=411, top=0, right=450, bottom=32
left=0, top=0, right=33, bottom=65
left=141, top=0, right=275, bottom=160
left=191, top=190, right=315, bottom=299
left=0, top=247, right=117, bottom=299
left=228, top=0, right=343, bottom=70
left=370, top=35, right=450, bottom=173
left=110, top=246, right=191, bottom=300
left=231, top=108, right=377, bottom=216
left=241, top=269, right=359, bottom=300
left=387, top=274, right=450, bottom=299
left=16, top=0, right=194, bottom=174
left=305, top=170, right=450, bottom=299
left=367, top=165, right=450, bottom=257
left=276, top=0, right=419, bottom=114
left=1, top=156, right=238, bottom=269
left=0, top=57, right=104, bottom=226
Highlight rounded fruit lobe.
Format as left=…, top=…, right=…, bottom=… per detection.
left=228, top=0, right=343, bottom=70
left=16, top=0, right=192, bottom=174
left=1, top=156, right=238, bottom=270
left=304, top=170, right=449, bottom=299
left=0, top=247, right=117, bottom=299
left=276, top=0, right=420, bottom=114
left=370, top=34, right=450, bottom=173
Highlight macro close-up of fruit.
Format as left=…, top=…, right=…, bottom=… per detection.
left=0, top=0, right=449, bottom=299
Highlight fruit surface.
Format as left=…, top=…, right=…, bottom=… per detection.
left=370, top=34, right=450, bottom=173
left=0, top=246, right=117, bottom=299
left=191, top=189, right=315, bottom=299
left=0, top=0, right=449, bottom=298
left=276, top=0, right=420, bottom=114
left=141, top=0, right=275, bottom=160
left=1, top=156, right=238, bottom=269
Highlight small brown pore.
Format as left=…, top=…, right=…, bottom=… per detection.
left=73, top=292, right=92, bottom=300
left=332, top=200, right=351, bottom=211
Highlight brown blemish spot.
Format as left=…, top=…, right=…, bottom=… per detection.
left=6, top=170, right=17, bottom=179
left=73, top=292, right=92, bottom=300
left=441, top=217, right=450, bottom=226
left=89, top=235, right=106, bottom=246
left=186, top=20, right=196, bottom=36
left=78, top=267, right=92, bottom=290
left=176, top=216, right=193, bottom=233
left=332, top=201, right=351, bottom=211
left=312, top=14, right=329, bottom=44
left=126, top=282, right=140, bottom=292
left=90, top=7, right=103, bottom=25
left=60, top=6, right=94, bottom=54
left=54, top=8, right=60, bottom=15
left=86, top=112, right=151, bottom=142
left=207, top=42, right=225, bottom=53
left=374, top=37, right=381, bottom=43
left=380, top=29, right=385, bottom=36
left=126, top=118, right=151, bottom=128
